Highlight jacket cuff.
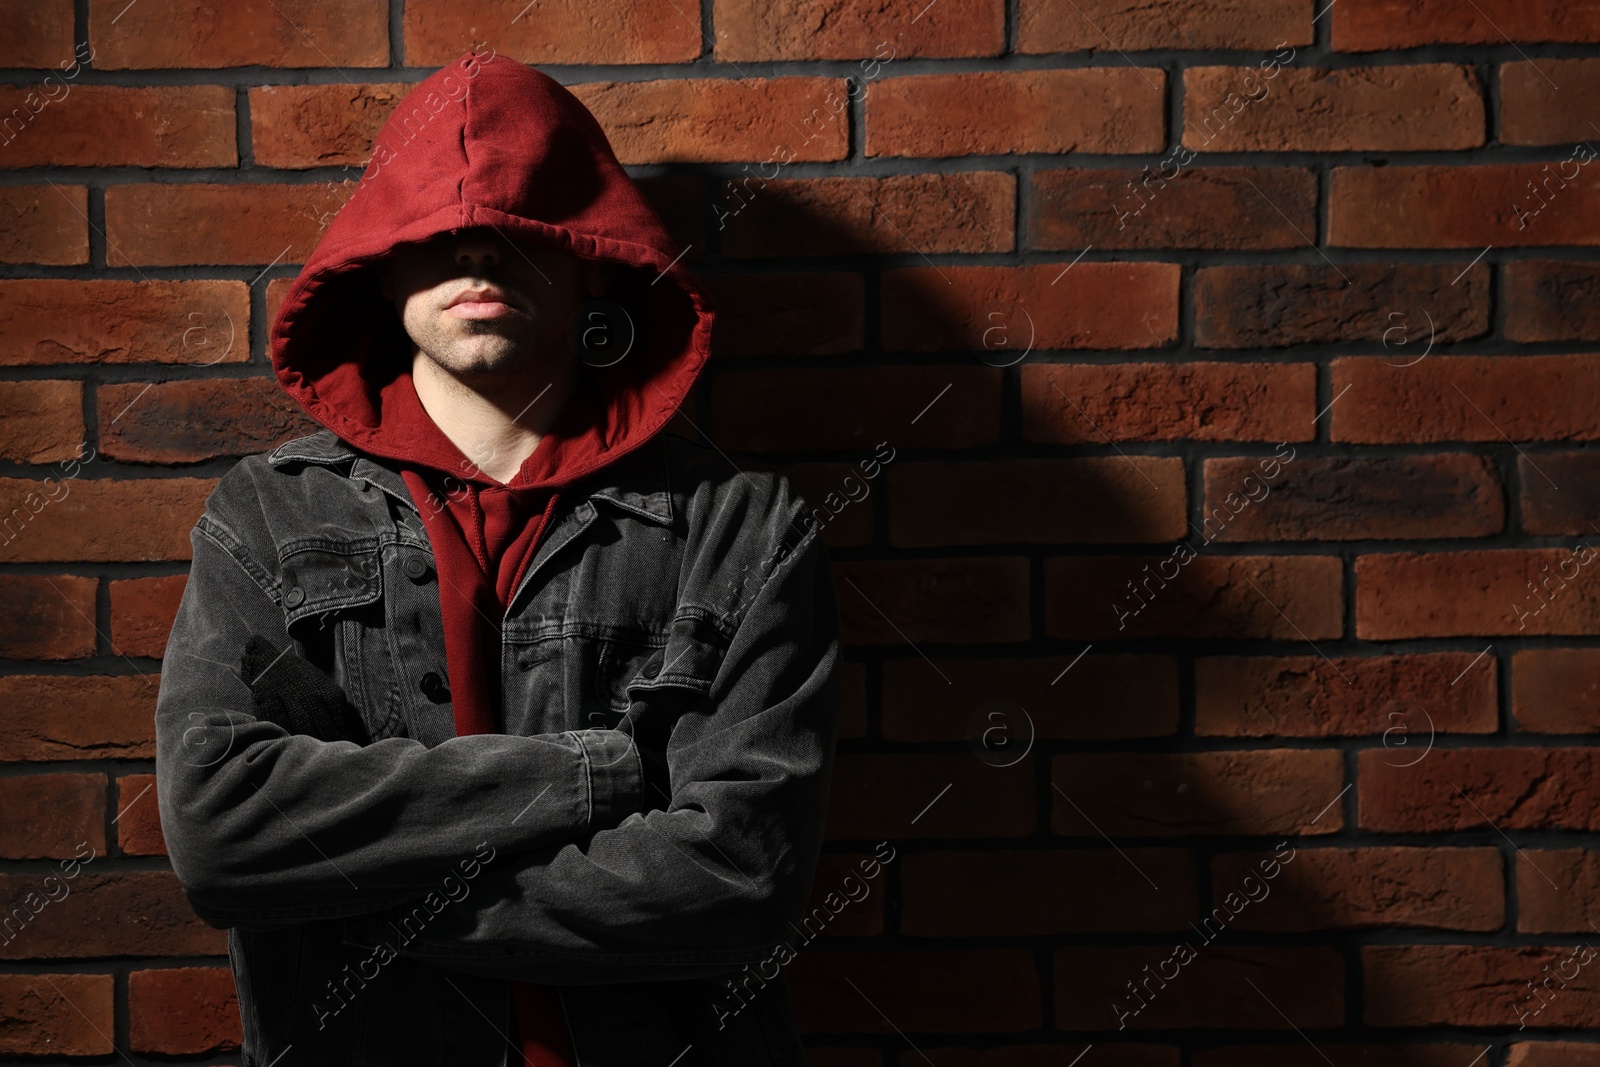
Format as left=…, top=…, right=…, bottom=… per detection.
left=571, top=728, right=641, bottom=830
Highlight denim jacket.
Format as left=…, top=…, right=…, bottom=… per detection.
left=153, top=427, right=842, bottom=1066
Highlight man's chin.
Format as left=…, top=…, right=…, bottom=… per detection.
left=420, top=337, right=550, bottom=380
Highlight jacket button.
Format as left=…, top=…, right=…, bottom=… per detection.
left=640, top=658, right=661, bottom=678
left=284, top=587, right=305, bottom=607
left=403, top=557, right=429, bottom=580
left=419, top=672, right=449, bottom=703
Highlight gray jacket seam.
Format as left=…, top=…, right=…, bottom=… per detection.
left=194, top=513, right=279, bottom=602
left=570, top=729, right=596, bottom=827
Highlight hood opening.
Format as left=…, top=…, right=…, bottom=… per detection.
left=269, top=51, right=713, bottom=491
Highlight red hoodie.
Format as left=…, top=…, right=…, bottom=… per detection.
left=267, top=50, right=714, bottom=1066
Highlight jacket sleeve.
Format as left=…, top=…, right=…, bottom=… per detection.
left=155, top=504, right=643, bottom=929
left=338, top=520, right=842, bottom=984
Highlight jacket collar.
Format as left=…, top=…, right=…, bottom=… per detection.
left=267, top=429, right=674, bottom=526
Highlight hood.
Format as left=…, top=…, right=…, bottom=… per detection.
left=269, top=50, right=713, bottom=489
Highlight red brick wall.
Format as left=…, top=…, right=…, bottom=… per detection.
left=3, top=0, right=1599, bottom=1062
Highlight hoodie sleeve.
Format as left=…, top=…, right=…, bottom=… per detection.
left=337, top=522, right=842, bottom=983
left=154, top=505, right=643, bottom=929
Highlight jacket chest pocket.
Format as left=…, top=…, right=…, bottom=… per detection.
left=278, top=544, right=404, bottom=742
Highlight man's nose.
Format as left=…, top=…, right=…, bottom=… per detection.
left=453, top=232, right=501, bottom=270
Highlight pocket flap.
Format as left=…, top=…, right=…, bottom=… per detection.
left=278, top=545, right=383, bottom=627
left=625, top=614, right=729, bottom=696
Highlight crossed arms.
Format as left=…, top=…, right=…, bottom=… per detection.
left=154, top=473, right=841, bottom=985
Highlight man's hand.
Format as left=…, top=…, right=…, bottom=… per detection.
left=240, top=634, right=370, bottom=743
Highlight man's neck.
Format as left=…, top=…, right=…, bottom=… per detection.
left=410, top=348, right=577, bottom=484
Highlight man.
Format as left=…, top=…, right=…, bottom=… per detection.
left=154, top=50, right=841, bottom=1066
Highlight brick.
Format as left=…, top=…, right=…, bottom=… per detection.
left=110, top=575, right=186, bottom=660
left=99, top=378, right=316, bottom=463
left=890, top=458, right=1186, bottom=546
left=249, top=82, right=407, bottom=168
left=710, top=367, right=1000, bottom=451
left=0, top=774, right=105, bottom=859
left=825, top=754, right=1036, bottom=840
left=0, top=280, right=249, bottom=366
left=1521, top=453, right=1600, bottom=536
left=1213, top=847, right=1502, bottom=931
left=634, top=176, right=709, bottom=261
left=1018, top=0, right=1311, bottom=51
left=405, top=2, right=700, bottom=66
left=907, top=1049, right=1179, bottom=1067
left=1022, top=363, right=1316, bottom=444
left=571, top=79, right=849, bottom=164
left=128, top=966, right=240, bottom=1054
left=265, top=278, right=293, bottom=331
left=1194, top=1049, right=1477, bottom=1067
left=1518, top=850, right=1600, bottom=933
left=89, top=0, right=388, bottom=68
left=866, top=69, right=1166, bottom=158
left=1356, top=549, right=1600, bottom=639
left=837, top=661, right=867, bottom=739
left=903, top=849, right=1195, bottom=936
left=0, top=185, right=88, bottom=265
left=703, top=273, right=863, bottom=357
left=721, top=173, right=1014, bottom=258
left=1334, top=0, right=1600, bottom=50
left=1359, top=748, right=1600, bottom=832
left=1184, top=64, right=1483, bottom=151
left=1504, top=261, right=1600, bottom=342
left=0, top=576, right=97, bottom=660
left=1196, top=652, right=1497, bottom=737
left=779, top=463, right=875, bottom=549
left=790, top=948, right=1039, bottom=1032
left=1502, top=60, right=1600, bottom=146
left=0, top=478, right=213, bottom=563
left=1513, top=650, right=1600, bottom=734
left=884, top=264, right=1179, bottom=354
left=800, top=851, right=884, bottom=938
left=1364, top=945, right=1600, bottom=1027
left=115, top=774, right=166, bottom=857
left=1331, top=356, right=1600, bottom=444
left=0, top=1, right=76, bottom=67
left=717, top=0, right=1002, bottom=59
left=1031, top=167, right=1316, bottom=251
left=1330, top=164, right=1600, bottom=247
left=1509, top=1043, right=1600, bottom=1067
left=816, top=1053, right=886, bottom=1067
left=0, top=973, right=114, bottom=1057
left=1194, top=263, right=1489, bottom=349
left=0, top=871, right=224, bottom=959
left=883, top=653, right=1180, bottom=742
left=1201, top=454, right=1503, bottom=541
left=0, top=381, right=82, bottom=462
left=0, top=85, right=235, bottom=168
left=105, top=183, right=345, bottom=266
left=1046, top=553, right=1343, bottom=640
left=0, top=675, right=159, bottom=761
left=1055, top=946, right=1342, bottom=1030
left=1053, top=750, right=1345, bottom=837
left=834, top=557, right=1029, bottom=645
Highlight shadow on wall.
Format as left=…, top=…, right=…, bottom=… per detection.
left=692, top=196, right=1550, bottom=1065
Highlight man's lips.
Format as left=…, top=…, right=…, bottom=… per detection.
left=446, top=299, right=517, bottom=320
left=445, top=286, right=520, bottom=320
